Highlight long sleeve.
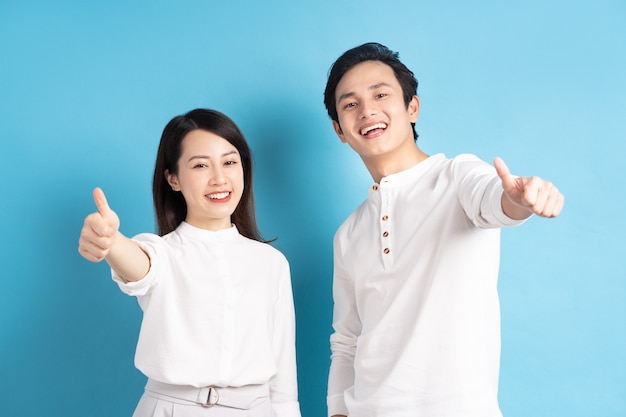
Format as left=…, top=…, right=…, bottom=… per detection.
left=452, top=154, right=526, bottom=229
left=327, top=233, right=360, bottom=417
left=270, top=259, right=302, bottom=417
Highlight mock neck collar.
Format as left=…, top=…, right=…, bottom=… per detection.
left=176, top=221, right=240, bottom=241
left=374, top=153, right=445, bottom=187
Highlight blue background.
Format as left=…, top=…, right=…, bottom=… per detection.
left=1, top=1, right=624, bottom=416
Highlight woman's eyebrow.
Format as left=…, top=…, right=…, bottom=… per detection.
left=187, top=150, right=239, bottom=163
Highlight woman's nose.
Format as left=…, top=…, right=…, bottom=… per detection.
left=210, top=166, right=226, bottom=185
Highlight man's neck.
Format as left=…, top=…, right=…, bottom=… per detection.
left=364, top=144, right=429, bottom=183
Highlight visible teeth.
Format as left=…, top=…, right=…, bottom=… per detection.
left=361, top=123, right=387, bottom=135
left=208, top=192, right=229, bottom=199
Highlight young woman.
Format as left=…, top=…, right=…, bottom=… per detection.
left=78, top=109, right=301, bottom=417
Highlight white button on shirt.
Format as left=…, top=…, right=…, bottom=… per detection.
left=328, top=154, right=525, bottom=417
left=113, top=222, right=301, bottom=417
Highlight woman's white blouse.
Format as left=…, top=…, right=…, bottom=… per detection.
left=112, top=222, right=300, bottom=416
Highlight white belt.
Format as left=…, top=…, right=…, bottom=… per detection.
left=145, top=379, right=270, bottom=409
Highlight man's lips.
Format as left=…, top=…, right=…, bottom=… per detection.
left=360, top=122, right=387, bottom=138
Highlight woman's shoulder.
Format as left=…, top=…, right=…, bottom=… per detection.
left=131, top=231, right=163, bottom=243
left=240, top=236, right=289, bottom=263
left=130, top=229, right=187, bottom=255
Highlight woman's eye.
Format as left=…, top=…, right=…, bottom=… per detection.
left=224, top=160, right=238, bottom=166
left=194, top=163, right=207, bottom=168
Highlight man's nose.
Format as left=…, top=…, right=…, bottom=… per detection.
left=359, top=100, right=378, bottom=118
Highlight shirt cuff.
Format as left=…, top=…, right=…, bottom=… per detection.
left=327, top=393, right=349, bottom=417
left=482, top=179, right=529, bottom=227
left=111, top=240, right=156, bottom=296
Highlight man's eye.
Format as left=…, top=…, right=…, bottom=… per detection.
left=344, top=102, right=357, bottom=109
left=376, top=93, right=387, bottom=99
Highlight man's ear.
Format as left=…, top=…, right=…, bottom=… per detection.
left=409, top=95, right=420, bottom=123
left=165, top=170, right=180, bottom=191
left=332, top=120, right=347, bottom=143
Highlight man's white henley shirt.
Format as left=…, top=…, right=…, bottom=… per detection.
left=328, top=154, right=525, bottom=417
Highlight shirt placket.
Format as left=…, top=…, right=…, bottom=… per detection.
left=378, top=181, right=394, bottom=269
left=214, top=243, right=234, bottom=385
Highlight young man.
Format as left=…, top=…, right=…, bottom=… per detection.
left=323, top=42, right=564, bottom=417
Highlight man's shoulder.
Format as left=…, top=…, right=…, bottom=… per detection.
left=334, top=199, right=369, bottom=239
left=430, top=152, right=483, bottom=167
left=426, top=153, right=492, bottom=181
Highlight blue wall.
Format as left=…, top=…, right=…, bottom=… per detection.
left=1, top=1, right=624, bottom=416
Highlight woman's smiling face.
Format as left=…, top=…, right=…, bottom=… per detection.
left=166, top=129, right=244, bottom=231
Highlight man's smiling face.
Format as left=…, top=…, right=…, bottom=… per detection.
left=333, top=60, right=419, bottom=163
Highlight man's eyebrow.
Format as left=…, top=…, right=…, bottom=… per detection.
left=186, top=150, right=239, bottom=163
left=337, top=82, right=392, bottom=102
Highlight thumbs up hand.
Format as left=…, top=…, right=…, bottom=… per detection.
left=78, top=188, right=121, bottom=262
left=494, top=157, right=564, bottom=220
